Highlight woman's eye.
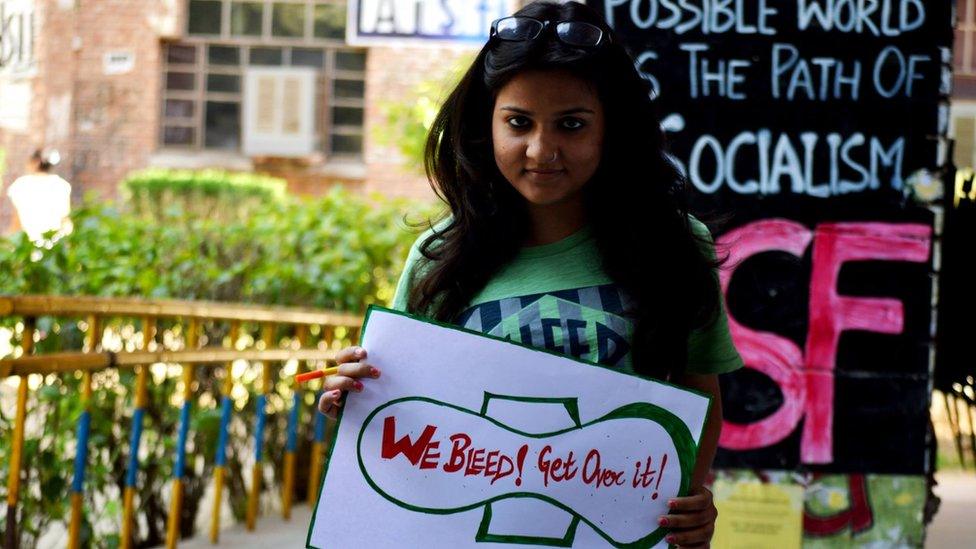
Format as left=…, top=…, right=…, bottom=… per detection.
left=505, top=116, right=584, bottom=130
left=561, top=118, right=585, bottom=130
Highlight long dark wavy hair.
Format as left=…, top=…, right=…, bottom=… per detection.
left=408, top=0, right=721, bottom=380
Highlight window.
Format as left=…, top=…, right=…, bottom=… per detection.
left=187, top=0, right=347, bottom=42
left=313, top=3, right=345, bottom=39
left=165, top=99, right=195, bottom=118
left=162, top=0, right=365, bottom=159
left=188, top=0, right=222, bottom=35
left=952, top=106, right=976, bottom=169
left=231, top=2, right=263, bottom=36
left=250, top=47, right=284, bottom=65
left=272, top=3, right=306, bottom=38
left=208, top=45, right=240, bottom=65
left=205, top=101, right=242, bottom=149
left=242, top=68, right=318, bottom=155
left=292, top=48, right=324, bottom=67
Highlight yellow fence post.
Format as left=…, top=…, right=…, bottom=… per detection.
left=166, top=319, right=200, bottom=548
left=246, top=323, right=276, bottom=530
left=68, top=315, right=102, bottom=549
left=282, top=325, right=308, bottom=520
left=307, top=325, right=334, bottom=505
left=121, top=316, right=156, bottom=549
left=4, top=317, right=35, bottom=549
left=209, top=321, right=240, bottom=544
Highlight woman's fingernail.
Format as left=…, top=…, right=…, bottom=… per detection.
left=330, top=390, right=342, bottom=399
left=665, top=535, right=675, bottom=543
left=369, top=367, right=381, bottom=378
left=658, top=517, right=668, bottom=527
left=668, top=500, right=676, bottom=509
left=353, top=380, right=364, bottom=392
left=355, top=347, right=365, bottom=357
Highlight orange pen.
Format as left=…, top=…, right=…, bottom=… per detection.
left=295, top=366, right=340, bottom=384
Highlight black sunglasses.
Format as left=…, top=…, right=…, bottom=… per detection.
left=489, top=16, right=610, bottom=48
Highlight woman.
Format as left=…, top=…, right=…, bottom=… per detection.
left=6, top=148, right=73, bottom=244
left=319, top=1, right=742, bottom=546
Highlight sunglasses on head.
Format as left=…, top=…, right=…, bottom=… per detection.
left=489, top=16, right=610, bottom=48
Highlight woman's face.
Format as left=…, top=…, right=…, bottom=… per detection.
left=492, top=69, right=605, bottom=208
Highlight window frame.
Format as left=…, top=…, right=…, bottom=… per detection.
left=161, top=0, right=365, bottom=160
left=186, top=0, right=347, bottom=46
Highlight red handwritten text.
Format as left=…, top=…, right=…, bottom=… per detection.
left=378, top=415, right=668, bottom=493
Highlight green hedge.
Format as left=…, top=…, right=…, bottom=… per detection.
left=120, top=169, right=288, bottom=223
left=1, top=185, right=438, bottom=309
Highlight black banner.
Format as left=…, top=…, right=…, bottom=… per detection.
left=588, top=0, right=953, bottom=474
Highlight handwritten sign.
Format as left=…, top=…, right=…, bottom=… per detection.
left=307, top=307, right=711, bottom=548
left=348, top=0, right=517, bottom=47
left=593, top=0, right=950, bottom=201
left=0, top=0, right=36, bottom=74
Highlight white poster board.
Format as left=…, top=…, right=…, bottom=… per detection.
left=307, top=306, right=712, bottom=548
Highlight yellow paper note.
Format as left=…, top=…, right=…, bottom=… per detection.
left=712, top=479, right=803, bottom=549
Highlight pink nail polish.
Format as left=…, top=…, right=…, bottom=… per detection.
left=369, top=367, right=381, bottom=378
left=355, top=347, right=365, bottom=357
left=330, top=389, right=342, bottom=399
left=665, top=535, right=675, bottom=543
left=353, top=380, right=364, bottom=392
left=658, top=517, right=668, bottom=527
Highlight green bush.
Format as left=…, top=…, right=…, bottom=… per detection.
left=120, top=169, right=287, bottom=223
left=1, top=185, right=440, bottom=308
left=0, top=185, right=441, bottom=547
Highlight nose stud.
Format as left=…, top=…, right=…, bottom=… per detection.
left=548, top=152, right=558, bottom=163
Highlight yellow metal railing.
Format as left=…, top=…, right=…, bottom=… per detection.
left=0, top=295, right=363, bottom=548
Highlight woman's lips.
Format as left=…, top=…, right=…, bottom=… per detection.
left=525, top=168, right=565, bottom=178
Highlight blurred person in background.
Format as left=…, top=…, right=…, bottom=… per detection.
left=6, top=148, right=73, bottom=244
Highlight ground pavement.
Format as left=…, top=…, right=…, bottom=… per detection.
left=169, top=472, right=976, bottom=548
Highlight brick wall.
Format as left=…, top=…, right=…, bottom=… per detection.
left=363, top=45, right=471, bottom=201
left=0, top=0, right=177, bottom=233
left=956, top=0, right=976, bottom=99
left=66, top=0, right=173, bottom=198
left=252, top=156, right=365, bottom=196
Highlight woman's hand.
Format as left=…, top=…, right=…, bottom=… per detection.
left=658, top=485, right=717, bottom=548
left=316, top=346, right=381, bottom=420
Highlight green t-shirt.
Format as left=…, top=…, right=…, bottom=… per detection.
left=390, top=217, right=743, bottom=376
